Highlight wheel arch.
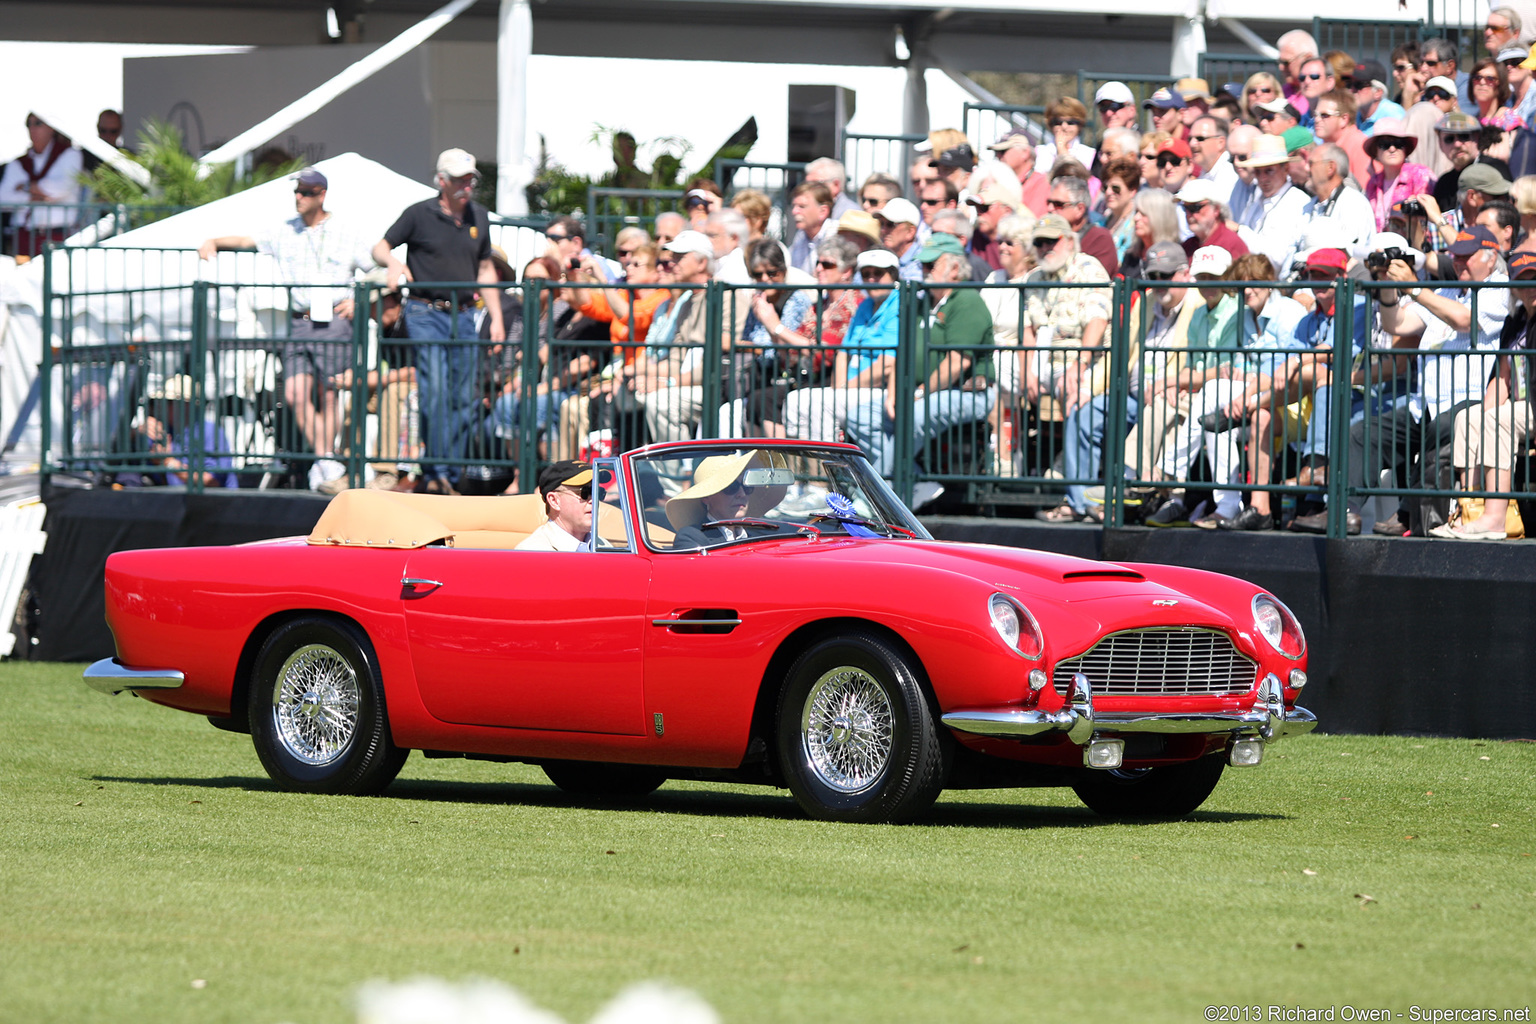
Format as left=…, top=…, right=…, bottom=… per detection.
left=749, top=616, right=934, bottom=780
left=224, top=608, right=377, bottom=734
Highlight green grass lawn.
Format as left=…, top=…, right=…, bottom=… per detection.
left=3, top=662, right=1533, bottom=1024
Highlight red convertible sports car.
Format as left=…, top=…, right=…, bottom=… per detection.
left=86, top=440, right=1314, bottom=823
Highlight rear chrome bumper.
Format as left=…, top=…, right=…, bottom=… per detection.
left=942, top=673, right=1317, bottom=744
left=83, top=658, right=185, bottom=696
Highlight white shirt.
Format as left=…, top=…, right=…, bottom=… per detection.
left=256, top=213, right=375, bottom=315
left=1293, top=185, right=1378, bottom=267
left=1036, top=140, right=1098, bottom=175
left=1199, top=153, right=1239, bottom=205
left=1406, top=281, right=1507, bottom=421
left=514, top=519, right=588, bottom=551
left=0, top=142, right=84, bottom=228
left=1235, top=182, right=1312, bottom=273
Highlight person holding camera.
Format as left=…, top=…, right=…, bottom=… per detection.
left=1359, top=227, right=1507, bottom=535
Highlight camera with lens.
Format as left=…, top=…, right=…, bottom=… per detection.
left=1366, top=247, right=1408, bottom=274
left=1400, top=199, right=1425, bottom=217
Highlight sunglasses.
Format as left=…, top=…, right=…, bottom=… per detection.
left=919, top=197, right=946, bottom=206
left=1139, top=151, right=1158, bottom=160
left=1299, top=72, right=1325, bottom=81
left=1156, top=154, right=1187, bottom=168
left=1473, top=74, right=1501, bottom=84
left=860, top=195, right=882, bottom=206
left=1504, top=58, right=1526, bottom=68
left=1188, top=134, right=1221, bottom=144
left=1315, top=110, right=1344, bottom=120
left=1443, top=132, right=1479, bottom=143
left=1033, top=237, right=1061, bottom=249
left=751, top=271, right=781, bottom=282
left=294, top=188, right=323, bottom=197
left=560, top=485, right=593, bottom=502
left=859, top=269, right=892, bottom=281
left=545, top=231, right=569, bottom=241
left=1247, top=87, right=1276, bottom=96
left=1050, top=118, right=1084, bottom=128
left=1181, top=202, right=1209, bottom=215
left=1045, top=198, right=1075, bottom=209
left=815, top=259, right=842, bottom=270
left=1142, top=270, right=1176, bottom=281
left=1097, top=101, right=1127, bottom=113
left=1425, top=90, right=1454, bottom=101
left=1302, top=272, right=1339, bottom=282
left=657, top=256, right=679, bottom=268
left=722, top=479, right=753, bottom=496
left=1256, top=110, right=1282, bottom=122
left=1419, top=57, right=1450, bottom=67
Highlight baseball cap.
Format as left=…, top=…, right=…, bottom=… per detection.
left=1157, top=138, right=1193, bottom=160
left=1509, top=251, right=1536, bottom=277
left=988, top=128, right=1033, bottom=151
left=1189, top=246, right=1233, bottom=277
left=1304, top=247, right=1349, bottom=271
left=294, top=168, right=328, bottom=190
left=1349, top=60, right=1389, bottom=91
left=662, top=230, right=714, bottom=257
left=874, top=197, right=921, bottom=226
left=1095, top=81, right=1135, bottom=106
left=1281, top=126, right=1316, bottom=154
left=1143, top=240, right=1189, bottom=275
left=929, top=144, right=977, bottom=170
left=1175, top=179, right=1227, bottom=205
left=855, top=248, right=900, bottom=271
left=1031, top=213, right=1074, bottom=241
left=1255, top=97, right=1299, bottom=116
left=1144, top=88, right=1187, bottom=110
left=1424, top=75, right=1458, bottom=97
left=1459, top=163, right=1511, bottom=196
left=916, top=233, right=966, bottom=261
left=1448, top=225, right=1502, bottom=255
left=436, top=148, right=477, bottom=177
left=1497, top=46, right=1529, bottom=63
left=1435, top=111, right=1480, bottom=134
left=536, top=460, right=592, bottom=496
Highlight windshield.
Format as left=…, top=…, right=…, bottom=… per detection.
left=628, top=444, right=931, bottom=552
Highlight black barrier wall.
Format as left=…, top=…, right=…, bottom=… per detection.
left=38, top=488, right=1536, bottom=739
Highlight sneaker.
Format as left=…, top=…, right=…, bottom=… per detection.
left=1146, top=498, right=1191, bottom=527
left=911, top=481, right=945, bottom=510
left=1219, top=505, right=1274, bottom=531
left=308, top=457, right=346, bottom=491
left=1191, top=511, right=1229, bottom=530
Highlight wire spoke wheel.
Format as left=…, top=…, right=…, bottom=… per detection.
left=249, top=617, right=406, bottom=795
left=273, top=644, right=360, bottom=766
left=802, top=666, right=895, bottom=793
left=777, top=630, right=948, bottom=823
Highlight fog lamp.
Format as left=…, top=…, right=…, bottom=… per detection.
left=1028, top=668, right=1048, bottom=691
left=1289, top=669, right=1308, bottom=691
left=1229, top=738, right=1265, bottom=766
left=1084, top=737, right=1124, bottom=769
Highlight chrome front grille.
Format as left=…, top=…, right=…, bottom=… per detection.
left=1052, top=628, right=1256, bottom=696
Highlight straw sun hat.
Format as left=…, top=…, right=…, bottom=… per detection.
left=665, top=450, right=790, bottom=530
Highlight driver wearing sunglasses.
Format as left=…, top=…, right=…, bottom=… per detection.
left=516, top=461, right=597, bottom=551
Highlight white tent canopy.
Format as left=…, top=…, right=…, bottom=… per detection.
left=0, top=152, right=545, bottom=465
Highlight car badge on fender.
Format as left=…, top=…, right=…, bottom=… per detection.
left=1152, top=599, right=1179, bottom=606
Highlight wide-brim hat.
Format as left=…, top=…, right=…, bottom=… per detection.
left=149, top=374, right=195, bottom=402
left=837, top=210, right=882, bottom=244
left=1237, top=134, right=1291, bottom=167
left=1363, top=120, right=1417, bottom=158
left=664, top=450, right=790, bottom=530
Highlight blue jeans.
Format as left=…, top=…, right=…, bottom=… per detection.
left=1302, top=379, right=1411, bottom=461
left=1063, top=393, right=1140, bottom=514
left=843, top=388, right=997, bottom=480
left=404, top=300, right=481, bottom=486
left=487, top=388, right=573, bottom=440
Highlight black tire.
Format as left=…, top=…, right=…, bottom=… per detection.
left=248, top=616, right=407, bottom=795
left=541, top=761, right=667, bottom=800
left=1070, top=754, right=1226, bottom=820
left=775, top=629, right=948, bottom=823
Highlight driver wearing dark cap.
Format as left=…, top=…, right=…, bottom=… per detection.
left=516, top=460, right=595, bottom=551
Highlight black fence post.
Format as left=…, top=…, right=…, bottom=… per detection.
left=1327, top=277, right=1356, bottom=538
left=1104, top=277, right=1134, bottom=528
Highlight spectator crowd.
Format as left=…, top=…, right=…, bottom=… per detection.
left=23, top=21, right=1536, bottom=540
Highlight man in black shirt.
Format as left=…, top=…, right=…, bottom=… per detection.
left=374, top=148, right=505, bottom=492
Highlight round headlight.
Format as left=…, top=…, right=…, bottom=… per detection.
left=989, top=593, right=1044, bottom=660
left=1251, top=594, right=1306, bottom=660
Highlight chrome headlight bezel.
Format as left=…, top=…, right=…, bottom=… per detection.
left=1251, top=593, right=1306, bottom=660
left=988, top=593, right=1044, bottom=660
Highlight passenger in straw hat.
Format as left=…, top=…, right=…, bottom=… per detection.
left=665, top=450, right=790, bottom=548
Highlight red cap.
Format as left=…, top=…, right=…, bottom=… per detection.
left=1304, top=247, right=1349, bottom=271
left=1156, top=138, right=1193, bottom=160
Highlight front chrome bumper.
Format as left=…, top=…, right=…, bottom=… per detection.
left=83, top=658, right=185, bottom=696
left=941, top=673, right=1317, bottom=744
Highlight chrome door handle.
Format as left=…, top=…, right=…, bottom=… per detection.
left=401, top=577, right=442, bottom=590
left=651, top=618, right=743, bottom=627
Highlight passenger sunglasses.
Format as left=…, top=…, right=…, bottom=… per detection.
left=559, top=485, right=593, bottom=502
left=722, top=480, right=753, bottom=496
